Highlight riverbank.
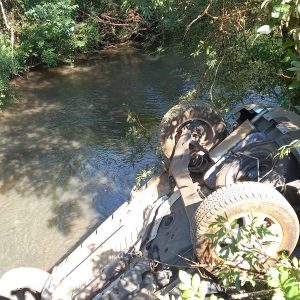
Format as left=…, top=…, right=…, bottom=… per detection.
left=1, top=0, right=300, bottom=111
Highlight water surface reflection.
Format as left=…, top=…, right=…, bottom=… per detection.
left=0, top=47, right=192, bottom=275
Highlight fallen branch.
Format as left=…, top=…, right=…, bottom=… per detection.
left=79, top=9, right=146, bottom=29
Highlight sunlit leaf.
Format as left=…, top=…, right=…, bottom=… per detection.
left=272, top=289, right=285, bottom=300
left=267, top=267, right=280, bottom=288
left=286, top=284, right=300, bottom=298
left=256, top=25, right=272, bottom=34
left=292, top=257, right=299, bottom=268
left=192, top=273, right=201, bottom=292
left=179, top=283, right=192, bottom=291
left=271, top=11, right=280, bottom=18
left=198, top=281, right=208, bottom=300
left=179, top=270, right=192, bottom=287
left=182, top=289, right=195, bottom=298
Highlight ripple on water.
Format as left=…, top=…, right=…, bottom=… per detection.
left=0, top=48, right=193, bottom=275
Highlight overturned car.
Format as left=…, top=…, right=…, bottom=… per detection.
left=1, top=102, right=300, bottom=299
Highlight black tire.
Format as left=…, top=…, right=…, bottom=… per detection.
left=215, top=141, right=297, bottom=187
left=160, top=101, right=227, bottom=159
left=191, top=182, right=299, bottom=270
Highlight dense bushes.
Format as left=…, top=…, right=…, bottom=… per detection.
left=0, top=0, right=80, bottom=102
left=0, top=34, right=20, bottom=105
left=18, top=1, right=78, bottom=66
left=0, top=0, right=149, bottom=104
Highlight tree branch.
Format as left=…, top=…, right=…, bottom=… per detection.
left=0, top=0, right=10, bottom=31
left=0, top=0, right=14, bottom=54
left=184, top=0, right=213, bottom=38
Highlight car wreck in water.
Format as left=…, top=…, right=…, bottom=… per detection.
left=0, top=102, right=300, bottom=299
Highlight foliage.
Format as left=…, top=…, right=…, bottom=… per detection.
left=0, top=0, right=148, bottom=106
left=75, top=0, right=147, bottom=46
left=200, top=214, right=300, bottom=299
left=124, top=104, right=153, bottom=167
left=259, top=0, right=300, bottom=92
left=178, top=270, right=223, bottom=300
left=177, top=256, right=300, bottom=300
left=267, top=256, right=300, bottom=300
left=72, top=21, right=102, bottom=52
left=0, top=33, right=20, bottom=106
left=124, top=105, right=162, bottom=198
left=135, top=167, right=154, bottom=189
left=126, top=106, right=151, bottom=142
left=276, top=139, right=300, bottom=159
left=18, top=0, right=77, bottom=66
left=171, top=213, right=300, bottom=300
left=206, top=214, right=273, bottom=290
left=131, top=1, right=279, bottom=97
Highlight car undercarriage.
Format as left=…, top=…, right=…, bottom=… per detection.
left=1, top=102, right=300, bottom=300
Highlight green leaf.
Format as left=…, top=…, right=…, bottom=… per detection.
left=292, top=257, right=299, bottom=268
left=271, top=10, right=280, bottom=18
left=272, top=289, right=286, bottom=300
left=192, top=273, right=201, bottom=292
left=283, top=39, right=295, bottom=48
left=267, top=267, right=280, bottom=288
left=179, top=270, right=192, bottom=287
left=206, top=233, right=217, bottom=239
left=179, top=283, right=192, bottom=291
left=291, top=60, right=300, bottom=68
left=288, top=80, right=300, bottom=90
left=287, top=67, right=300, bottom=72
left=235, top=279, right=241, bottom=291
left=182, top=289, right=196, bottom=298
left=230, top=220, right=237, bottom=228
left=216, top=215, right=228, bottom=222
left=198, top=281, right=208, bottom=300
left=281, top=4, right=291, bottom=13
left=284, top=277, right=297, bottom=289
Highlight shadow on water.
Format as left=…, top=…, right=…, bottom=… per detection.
left=0, top=47, right=194, bottom=275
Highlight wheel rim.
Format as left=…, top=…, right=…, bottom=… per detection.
left=160, top=102, right=227, bottom=158
left=170, top=119, right=215, bottom=154
left=214, top=212, right=284, bottom=269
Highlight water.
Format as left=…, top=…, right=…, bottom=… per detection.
left=0, top=47, right=193, bottom=275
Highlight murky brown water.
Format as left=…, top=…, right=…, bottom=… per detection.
left=0, top=47, right=193, bottom=275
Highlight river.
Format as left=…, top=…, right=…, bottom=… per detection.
left=0, top=47, right=193, bottom=275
